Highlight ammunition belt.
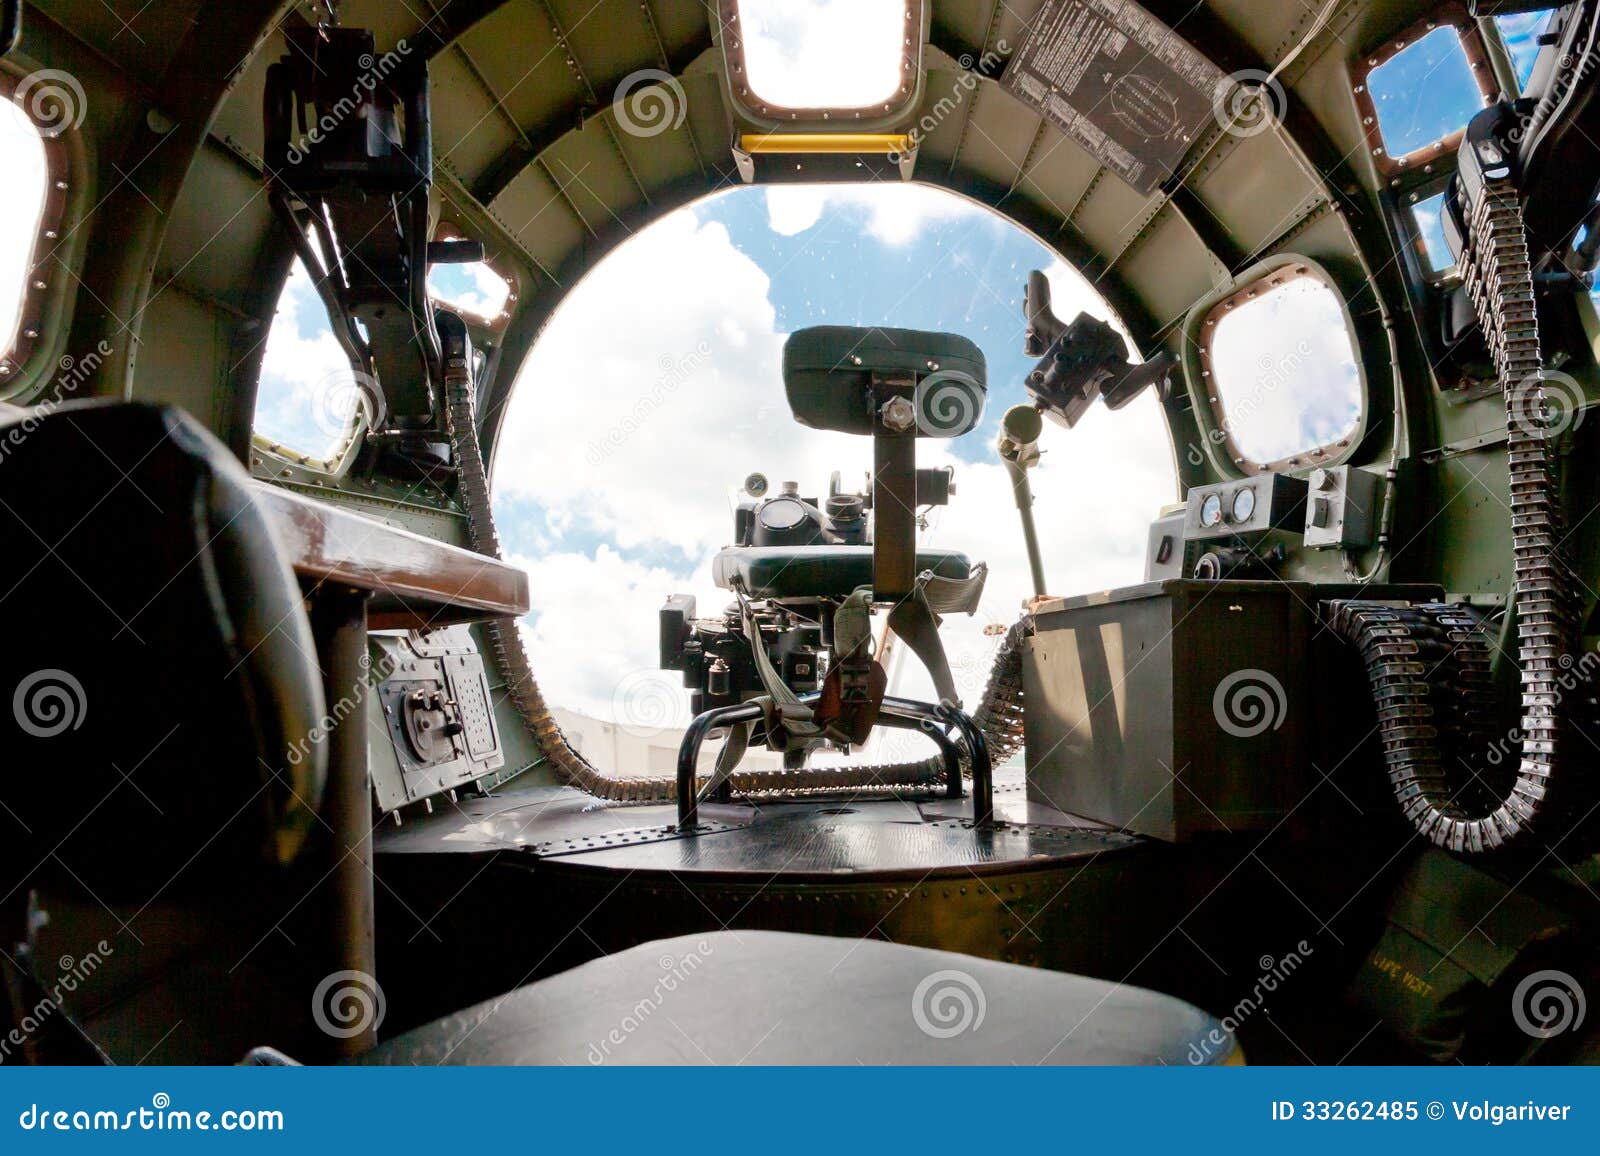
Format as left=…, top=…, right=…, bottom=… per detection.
left=1323, top=601, right=1515, bottom=850
left=973, top=616, right=1030, bottom=765
left=1331, top=165, right=1585, bottom=849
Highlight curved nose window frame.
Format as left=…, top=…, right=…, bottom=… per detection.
left=1182, top=255, right=1369, bottom=478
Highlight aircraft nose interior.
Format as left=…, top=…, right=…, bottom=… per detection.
left=1, top=0, right=1599, bottom=1079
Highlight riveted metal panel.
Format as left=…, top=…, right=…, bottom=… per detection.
left=1189, top=131, right=1325, bottom=258
left=496, top=162, right=591, bottom=266
left=458, top=0, right=581, bottom=133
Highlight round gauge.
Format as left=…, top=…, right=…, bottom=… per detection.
left=1199, top=493, right=1223, bottom=528
left=1231, top=486, right=1257, bottom=524
left=757, top=497, right=807, bottom=532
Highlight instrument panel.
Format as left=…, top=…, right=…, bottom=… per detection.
left=1183, top=473, right=1308, bottom=541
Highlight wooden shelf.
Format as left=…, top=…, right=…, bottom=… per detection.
left=254, top=483, right=529, bottom=629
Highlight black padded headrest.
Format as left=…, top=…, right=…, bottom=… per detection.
left=783, top=326, right=987, bottom=438
left=0, top=401, right=326, bottom=902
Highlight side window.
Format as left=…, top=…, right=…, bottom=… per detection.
left=1198, top=266, right=1364, bottom=472
left=1355, top=16, right=1493, bottom=174
left=1495, top=9, right=1556, bottom=90
left=252, top=255, right=371, bottom=469
left=0, top=86, right=56, bottom=387
left=427, top=248, right=512, bottom=323
left=1407, top=190, right=1455, bottom=278
left=256, top=232, right=515, bottom=469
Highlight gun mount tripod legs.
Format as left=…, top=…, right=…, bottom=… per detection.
left=676, top=697, right=993, bottom=831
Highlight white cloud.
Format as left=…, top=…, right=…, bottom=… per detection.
left=1209, top=277, right=1362, bottom=464
left=428, top=259, right=511, bottom=320
left=764, top=186, right=827, bottom=237
left=507, top=543, right=716, bottom=732
left=764, top=183, right=987, bottom=246
left=739, top=0, right=905, bottom=110
left=495, top=208, right=867, bottom=561
left=254, top=261, right=362, bottom=458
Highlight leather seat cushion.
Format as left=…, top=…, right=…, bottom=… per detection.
left=360, top=931, right=1233, bottom=1066
left=784, top=325, right=987, bottom=436
left=0, top=401, right=326, bottom=900
left=714, top=545, right=971, bottom=598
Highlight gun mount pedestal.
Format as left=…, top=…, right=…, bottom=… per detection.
left=662, top=326, right=993, bottom=830
left=676, top=696, right=991, bottom=831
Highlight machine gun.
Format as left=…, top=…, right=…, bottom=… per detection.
left=1022, top=269, right=1174, bottom=427
left=659, top=327, right=995, bottom=828
left=262, top=23, right=483, bottom=475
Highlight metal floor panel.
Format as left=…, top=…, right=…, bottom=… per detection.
left=532, top=811, right=1132, bottom=878
left=374, top=768, right=1135, bottom=878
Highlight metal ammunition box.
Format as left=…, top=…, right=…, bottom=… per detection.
left=1023, top=580, right=1436, bottom=841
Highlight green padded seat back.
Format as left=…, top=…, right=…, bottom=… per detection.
left=714, top=545, right=972, bottom=599
left=783, top=326, right=987, bottom=437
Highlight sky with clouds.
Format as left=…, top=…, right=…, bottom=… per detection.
left=1208, top=277, right=1362, bottom=464
left=738, top=0, right=906, bottom=110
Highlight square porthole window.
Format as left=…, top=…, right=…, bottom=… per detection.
left=428, top=243, right=512, bottom=324
left=1496, top=9, right=1556, bottom=90
left=1198, top=267, right=1364, bottom=472
left=1409, top=191, right=1455, bottom=276
left=1355, top=11, right=1493, bottom=173
left=723, top=0, right=920, bottom=117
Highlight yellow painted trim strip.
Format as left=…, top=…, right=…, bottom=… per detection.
left=739, top=133, right=911, bottom=156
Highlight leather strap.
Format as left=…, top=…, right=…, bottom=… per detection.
left=888, top=590, right=961, bottom=707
